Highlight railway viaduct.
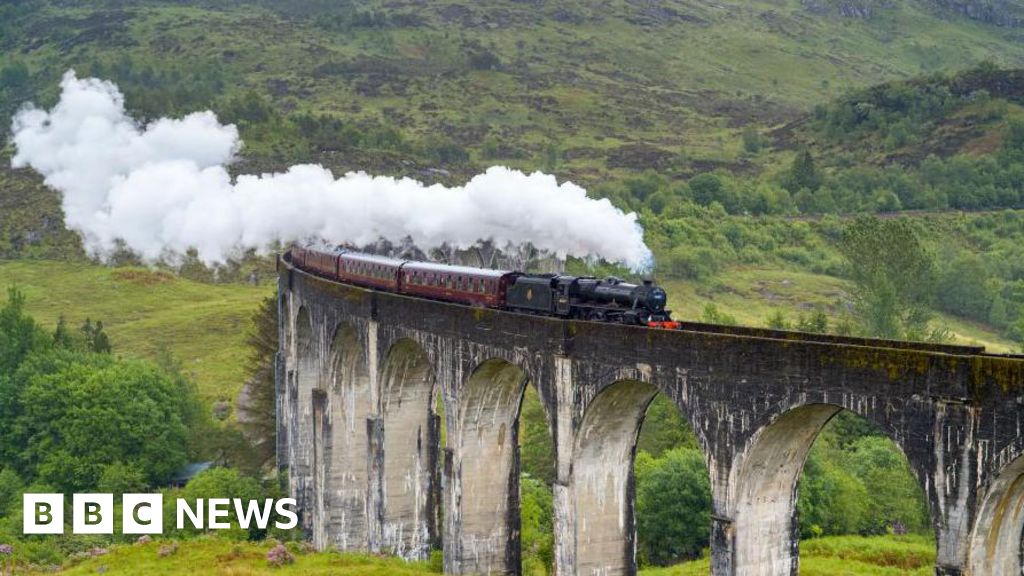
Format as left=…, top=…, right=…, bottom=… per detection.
left=276, top=258, right=1024, bottom=576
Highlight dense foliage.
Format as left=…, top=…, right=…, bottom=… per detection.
left=838, top=217, right=940, bottom=340
left=642, top=208, right=1024, bottom=345
left=0, top=289, right=289, bottom=567
left=634, top=448, right=711, bottom=565
left=799, top=414, right=931, bottom=538
left=238, top=295, right=280, bottom=470
left=0, top=288, right=202, bottom=493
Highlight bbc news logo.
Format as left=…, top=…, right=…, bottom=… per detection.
left=23, top=494, right=298, bottom=535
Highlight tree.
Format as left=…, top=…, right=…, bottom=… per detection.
left=80, top=319, right=111, bottom=354
left=238, top=296, right=279, bottom=471
left=796, top=309, right=829, bottom=334
left=1003, top=119, right=1024, bottom=154
left=798, top=447, right=869, bottom=537
left=97, top=462, right=149, bottom=495
left=844, top=437, right=930, bottom=534
left=2, top=350, right=198, bottom=493
left=171, top=468, right=265, bottom=540
left=785, top=149, right=823, bottom=193
left=936, top=255, right=992, bottom=321
left=742, top=127, right=763, bottom=154
left=0, top=468, right=24, bottom=517
left=1016, top=307, right=1024, bottom=353
left=765, top=310, right=791, bottom=330
left=0, top=60, right=30, bottom=90
left=542, top=141, right=561, bottom=172
left=519, top=386, right=555, bottom=486
left=700, top=303, right=737, bottom=326
left=838, top=217, right=937, bottom=339
left=988, top=296, right=1008, bottom=330
left=637, top=395, right=698, bottom=457
left=52, top=316, right=76, bottom=349
left=520, top=476, right=554, bottom=575
left=635, top=448, right=711, bottom=566
left=0, top=287, right=49, bottom=376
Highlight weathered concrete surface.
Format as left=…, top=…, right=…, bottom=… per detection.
left=731, top=404, right=840, bottom=576
left=573, top=379, right=657, bottom=575
left=447, top=359, right=528, bottom=574
left=380, top=338, right=438, bottom=558
left=324, top=324, right=372, bottom=551
left=277, top=260, right=1024, bottom=575
left=969, top=453, right=1024, bottom=575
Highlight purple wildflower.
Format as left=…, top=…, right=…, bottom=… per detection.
left=266, top=544, right=294, bottom=567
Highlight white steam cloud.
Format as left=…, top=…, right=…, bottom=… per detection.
left=11, top=71, right=653, bottom=271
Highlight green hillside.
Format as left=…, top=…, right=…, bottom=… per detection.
left=4, top=0, right=1024, bottom=184
left=0, top=260, right=273, bottom=402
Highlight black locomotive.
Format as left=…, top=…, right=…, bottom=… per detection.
left=506, top=274, right=672, bottom=324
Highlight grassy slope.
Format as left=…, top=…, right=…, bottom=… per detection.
left=29, top=540, right=436, bottom=576
left=644, top=535, right=935, bottom=576
left=664, top=268, right=1018, bottom=353
left=0, top=260, right=273, bottom=403
left=28, top=535, right=932, bottom=575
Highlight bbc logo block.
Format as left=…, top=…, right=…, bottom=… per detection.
left=123, top=494, right=163, bottom=534
left=23, top=494, right=64, bottom=535
left=72, top=494, right=114, bottom=534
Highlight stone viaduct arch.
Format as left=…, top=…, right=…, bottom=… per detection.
left=278, top=259, right=1024, bottom=575
left=379, top=338, right=439, bottom=558
left=969, top=443, right=1024, bottom=576
left=573, top=378, right=659, bottom=575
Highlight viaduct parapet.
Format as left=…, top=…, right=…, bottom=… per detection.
left=277, top=259, right=1024, bottom=575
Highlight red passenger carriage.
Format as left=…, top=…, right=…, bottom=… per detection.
left=290, top=246, right=340, bottom=278
left=337, top=252, right=404, bottom=291
left=401, top=261, right=516, bottom=308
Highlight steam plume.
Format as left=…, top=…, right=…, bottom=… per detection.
left=11, top=71, right=653, bottom=271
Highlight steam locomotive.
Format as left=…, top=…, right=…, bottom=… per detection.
left=286, top=246, right=678, bottom=327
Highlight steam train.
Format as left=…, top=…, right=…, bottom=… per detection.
left=285, top=246, right=679, bottom=327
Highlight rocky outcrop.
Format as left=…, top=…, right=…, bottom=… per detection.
left=802, top=0, right=1023, bottom=25
left=801, top=0, right=891, bottom=19
left=929, top=0, right=1024, bottom=26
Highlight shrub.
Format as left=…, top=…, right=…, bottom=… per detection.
left=635, top=448, right=711, bottom=566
